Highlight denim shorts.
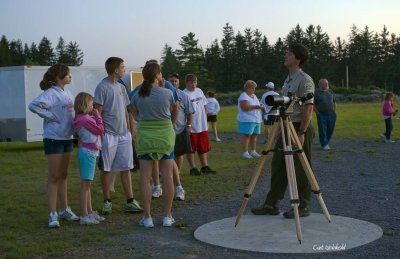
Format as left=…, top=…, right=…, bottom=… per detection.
left=139, top=151, right=174, bottom=160
left=43, top=138, right=73, bottom=155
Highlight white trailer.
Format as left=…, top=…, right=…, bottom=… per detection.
left=0, top=66, right=143, bottom=142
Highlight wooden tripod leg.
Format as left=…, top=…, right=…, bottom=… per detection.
left=235, top=123, right=280, bottom=227
left=288, top=122, right=332, bottom=223
left=262, top=121, right=280, bottom=155
left=281, top=118, right=303, bottom=243
left=235, top=155, right=268, bottom=227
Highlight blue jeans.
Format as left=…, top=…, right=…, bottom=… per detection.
left=317, top=113, right=336, bottom=147
left=384, top=117, right=393, bottom=140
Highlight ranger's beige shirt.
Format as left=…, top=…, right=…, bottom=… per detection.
left=281, top=69, right=315, bottom=122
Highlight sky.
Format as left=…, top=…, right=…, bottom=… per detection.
left=1, top=0, right=399, bottom=67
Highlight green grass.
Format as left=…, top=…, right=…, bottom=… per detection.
left=0, top=101, right=398, bottom=257
left=218, top=102, right=400, bottom=140
left=0, top=137, right=257, bottom=258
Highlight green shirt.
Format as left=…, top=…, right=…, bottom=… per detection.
left=314, top=89, right=336, bottom=114
left=281, top=69, right=315, bottom=122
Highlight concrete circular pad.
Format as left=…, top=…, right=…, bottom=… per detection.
left=194, top=214, right=382, bottom=253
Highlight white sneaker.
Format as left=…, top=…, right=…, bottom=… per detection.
left=59, top=207, right=79, bottom=221
left=139, top=217, right=154, bottom=228
left=89, top=211, right=105, bottom=222
left=250, top=150, right=261, bottom=158
left=380, top=134, right=387, bottom=141
left=216, top=138, right=222, bottom=142
left=175, top=186, right=185, bottom=201
left=152, top=185, right=162, bottom=199
left=242, top=152, right=253, bottom=159
left=386, top=139, right=395, bottom=143
left=163, top=216, right=175, bottom=227
left=322, top=145, right=331, bottom=150
left=80, top=215, right=99, bottom=225
left=48, top=211, right=60, bottom=228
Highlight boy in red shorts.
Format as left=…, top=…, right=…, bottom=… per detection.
left=183, top=74, right=216, bottom=175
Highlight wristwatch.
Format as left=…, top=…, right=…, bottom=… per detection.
left=297, top=129, right=306, bottom=135
left=186, top=124, right=192, bottom=127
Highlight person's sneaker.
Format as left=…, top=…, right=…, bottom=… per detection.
left=162, top=216, right=175, bottom=227
left=80, top=215, right=99, bottom=225
left=386, top=139, right=395, bottom=143
left=102, top=201, right=112, bottom=215
left=251, top=204, right=280, bottom=215
left=190, top=167, right=201, bottom=176
left=201, top=166, right=216, bottom=174
left=380, top=134, right=387, bottom=141
left=175, top=186, right=185, bottom=201
left=89, top=211, right=105, bottom=222
left=58, top=207, right=79, bottom=221
left=152, top=185, right=163, bottom=199
left=250, top=150, right=262, bottom=158
left=322, top=145, right=331, bottom=150
left=216, top=138, right=222, bottom=142
left=242, top=151, right=253, bottom=159
left=139, top=217, right=154, bottom=228
left=123, top=199, right=143, bottom=212
left=48, top=211, right=60, bottom=228
left=283, top=206, right=310, bottom=219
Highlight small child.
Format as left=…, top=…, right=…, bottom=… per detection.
left=206, top=91, right=221, bottom=141
left=381, top=92, right=397, bottom=143
left=73, top=92, right=105, bottom=225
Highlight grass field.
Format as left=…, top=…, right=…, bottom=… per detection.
left=218, top=102, right=400, bottom=140
left=0, top=102, right=398, bottom=257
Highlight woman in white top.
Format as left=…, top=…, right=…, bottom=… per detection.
left=237, top=80, right=264, bottom=159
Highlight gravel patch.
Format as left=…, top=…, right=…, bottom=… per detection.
left=61, top=136, right=400, bottom=258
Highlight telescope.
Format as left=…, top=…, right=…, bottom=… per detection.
left=266, top=92, right=314, bottom=107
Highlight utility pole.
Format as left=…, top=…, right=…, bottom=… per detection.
left=346, top=65, right=349, bottom=89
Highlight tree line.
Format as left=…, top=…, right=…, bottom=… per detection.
left=0, top=36, right=84, bottom=67
left=161, top=23, right=400, bottom=94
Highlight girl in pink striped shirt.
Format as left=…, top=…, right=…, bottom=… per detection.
left=73, top=92, right=105, bottom=225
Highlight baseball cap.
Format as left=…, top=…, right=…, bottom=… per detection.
left=170, top=73, right=180, bottom=78
left=266, top=82, right=274, bottom=89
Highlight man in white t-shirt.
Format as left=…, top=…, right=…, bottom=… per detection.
left=260, top=82, right=279, bottom=144
left=183, top=74, right=216, bottom=175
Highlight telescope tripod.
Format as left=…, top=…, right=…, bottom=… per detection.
left=234, top=113, right=331, bottom=244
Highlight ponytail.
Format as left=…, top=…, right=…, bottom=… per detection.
left=139, top=62, right=161, bottom=97
left=139, top=79, right=152, bottom=97
left=39, top=64, right=69, bottom=91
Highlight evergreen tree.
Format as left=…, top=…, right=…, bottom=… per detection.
left=234, top=31, right=247, bottom=84
left=29, top=42, right=40, bottom=65
left=285, top=24, right=306, bottom=46
left=160, top=44, right=180, bottom=81
left=9, top=39, right=25, bottom=65
left=65, top=41, right=83, bottom=66
left=0, top=35, right=11, bottom=66
left=333, top=36, right=348, bottom=87
left=175, top=32, right=208, bottom=84
left=220, top=23, right=236, bottom=91
left=203, top=39, right=222, bottom=90
left=37, top=36, right=55, bottom=65
left=56, top=37, right=69, bottom=64
left=270, top=38, right=288, bottom=86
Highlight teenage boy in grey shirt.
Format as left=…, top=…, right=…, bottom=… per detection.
left=94, top=57, right=142, bottom=215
